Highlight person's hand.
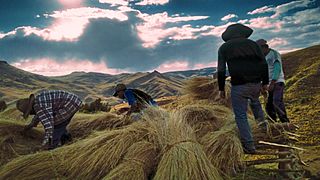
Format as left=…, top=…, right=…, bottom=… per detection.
left=219, top=91, right=226, bottom=99
left=268, top=81, right=276, bottom=91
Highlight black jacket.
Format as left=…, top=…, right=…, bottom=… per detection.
left=218, top=37, right=269, bottom=91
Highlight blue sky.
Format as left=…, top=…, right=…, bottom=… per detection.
left=0, top=0, right=319, bottom=76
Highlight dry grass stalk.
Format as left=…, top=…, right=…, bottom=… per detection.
left=151, top=110, right=222, bottom=180
left=183, top=77, right=231, bottom=107
left=67, top=122, right=152, bottom=179
left=201, top=128, right=244, bottom=176
left=0, top=120, right=42, bottom=166
left=176, top=104, right=233, bottom=138
left=0, top=145, right=76, bottom=179
left=104, top=141, right=159, bottom=180
left=68, top=113, right=132, bottom=139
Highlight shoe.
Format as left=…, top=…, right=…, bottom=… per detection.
left=243, top=148, right=256, bottom=154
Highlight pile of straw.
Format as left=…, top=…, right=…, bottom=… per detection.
left=0, top=120, right=42, bottom=166
left=151, top=109, right=222, bottom=180
left=183, top=77, right=231, bottom=107
left=201, top=127, right=244, bottom=176
left=176, top=104, right=231, bottom=138
left=104, top=141, right=159, bottom=180
left=0, top=149, right=69, bottom=179
left=67, top=121, right=153, bottom=179
left=68, top=113, right=132, bottom=138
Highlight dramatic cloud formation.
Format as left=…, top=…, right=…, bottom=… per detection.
left=0, top=0, right=319, bottom=75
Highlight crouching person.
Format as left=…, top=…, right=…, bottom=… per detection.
left=113, top=84, right=157, bottom=120
left=16, top=90, right=82, bottom=150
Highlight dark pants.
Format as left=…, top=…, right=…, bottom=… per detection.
left=49, top=114, right=74, bottom=149
left=266, top=82, right=289, bottom=123
left=231, top=83, right=267, bottom=151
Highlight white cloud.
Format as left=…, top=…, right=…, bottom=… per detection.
left=248, top=6, right=274, bottom=15
left=247, top=0, right=316, bottom=18
left=99, top=0, right=129, bottom=6
left=136, top=12, right=210, bottom=47
left=268, top=38, right=288, bottom=47
left=221, top=14, right=238, bottom=21
left=136, top=0, right=169, bottom=6
left=0, top=7, right=129, bottom=42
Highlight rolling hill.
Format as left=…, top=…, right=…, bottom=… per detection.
left=0, top=61, right=215, bottom=103
left=282, top=45, right=320, bottom=145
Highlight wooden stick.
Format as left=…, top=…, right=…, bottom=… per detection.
left=255, top=168, right=304, bottom=172
left=246, top=158, right=292, bottom=166
left=258, top=141, right=305, bottom=151
left=253, top=150, right=292, bottom=156
left=284, top=132, right=301, bottom=137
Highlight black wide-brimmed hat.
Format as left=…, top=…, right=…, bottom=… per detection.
left=222, top=23, right=253, bottom=42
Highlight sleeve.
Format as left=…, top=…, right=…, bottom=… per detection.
left=124, top=90, right=137, bottom=106
left=272, top=61, right=281, bottom=81
left=257, top=45, right=269, bottom=85
left=217, top=47, right=226, bottom=91
left=30, top=116, right=40, bottom=127
left=34, top=96, right=54, bottom=143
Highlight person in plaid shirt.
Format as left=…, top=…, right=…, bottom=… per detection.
left=17, top=90, right=82, bottom=149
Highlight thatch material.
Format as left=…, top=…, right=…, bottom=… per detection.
left=0, top=150, right=69, bottom=180
left=67, top=122, right=152, bottom=179
left=183, top=77, right=231, bottom=107
left=201, top=128, right=244, bottom=176
left=252, top=122, right=298, bottom=143
left=0, top=120, right=42, bottom=166
left=152, top=110, right=222, bottom=180
left=68, top=113, right=132, bottom=139
left=104, top=141, right=159, bottom=180
left=176, top=104, right=232, bottom=138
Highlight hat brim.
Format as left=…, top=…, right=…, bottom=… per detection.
left=113, top=91, right=118, bottom=97
left=23, top=95, right=35, bottom=119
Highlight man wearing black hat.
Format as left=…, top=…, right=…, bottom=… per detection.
left=113, top=84, right=157, bottom=117
left=218, top=23, right=269, bottom=154
left=16, top=90, right=82, bottom=149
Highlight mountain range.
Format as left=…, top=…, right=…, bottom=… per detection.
left=0, top=60, right=215, bottom=103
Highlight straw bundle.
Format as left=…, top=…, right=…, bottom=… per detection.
left=176, top=104, right=232, bottom=138
left=68, top=113, right=132, bottom=138
left=0, top=120, right=42, bottom=166
left=183, top=77, right=231, bottom=107
left=153, top=111, right=222, bottom=180
left=201, top=128, right=244, bottom=176
left=67, top=122, right=152, bottom=179
left=0, top=150, right=69, bottom=180
left=104, top=141, right=159, bottom=180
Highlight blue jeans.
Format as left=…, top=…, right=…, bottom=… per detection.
left=231, top=83, right=266, bottom=150
left=266, top=82, right=289, bottom=122
left=49, top=114, right=74, bottom=149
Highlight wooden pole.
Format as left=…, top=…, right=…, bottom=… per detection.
left=246, top=158, right=292, bottom=166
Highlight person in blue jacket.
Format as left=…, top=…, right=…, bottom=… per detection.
left=113, top=84, right=157, bottom=116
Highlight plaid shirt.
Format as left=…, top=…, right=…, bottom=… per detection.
left=31, top=90, right=82, bottom=143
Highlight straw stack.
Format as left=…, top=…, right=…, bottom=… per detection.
left=183, top=77, right=231, bottom=107
left=104, top=141, right=159, bottom=180
left=0, top=120, right=42, bottom=166
left=175, top=104, right=231, bottom=138
left=201, top=126, right=244, bottom=176
left=68, top=113, right=132, bottom=138
left=152, top=110, right=222, bottom=180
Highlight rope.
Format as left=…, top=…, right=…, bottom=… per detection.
left=162, top=139, right=198, bottom=155
left=123, top=158, right=145, bottom=166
